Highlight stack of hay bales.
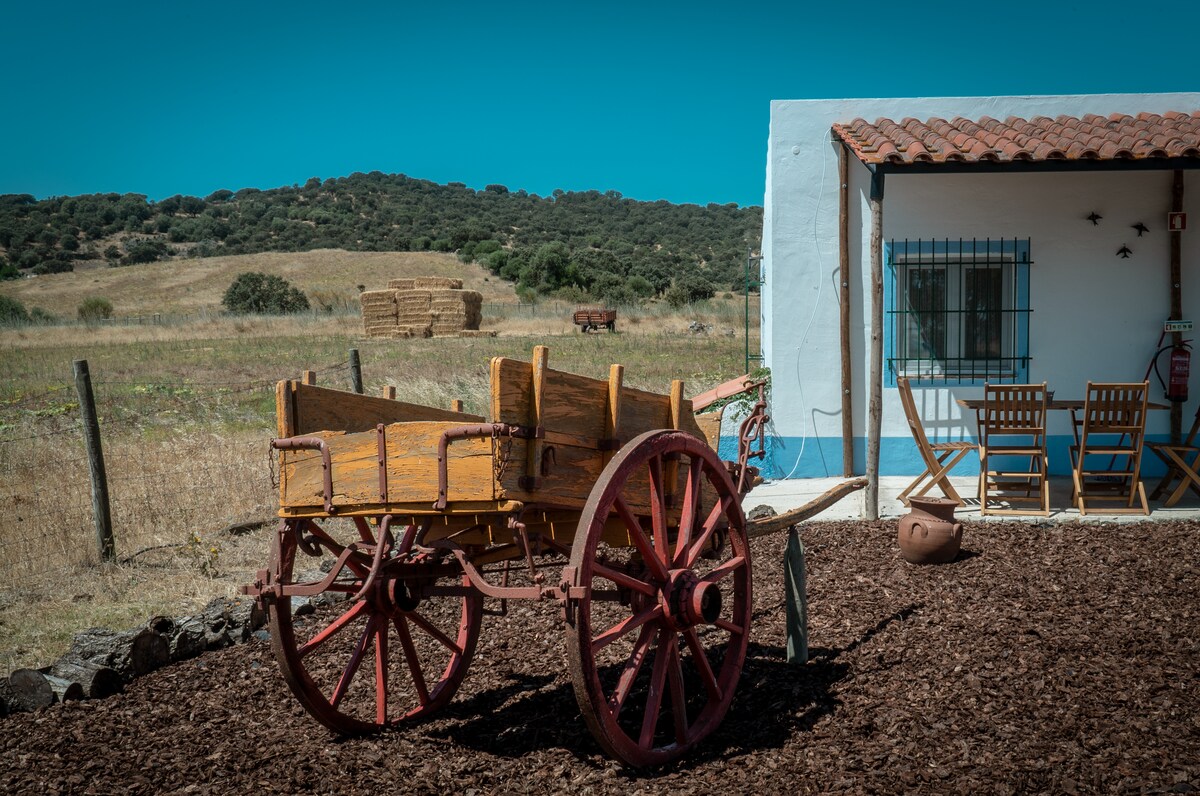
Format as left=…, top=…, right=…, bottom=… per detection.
left=360, top=276, right=490, bottom=338
left=395, top=289, right=434, bottom=338
left=360, top=290, right=398, bottom=337
left=429, top=288, right=483, bottom=336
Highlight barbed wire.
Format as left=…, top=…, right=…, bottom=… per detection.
left=92, top=359, right=351, bottom=390
left=0, top=424, right=85, bottom=446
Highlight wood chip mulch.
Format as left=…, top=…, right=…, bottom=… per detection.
left=1, top=519, right=1197, bottom=795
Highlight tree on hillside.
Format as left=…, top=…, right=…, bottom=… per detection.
left=222, top=272, right=310, bottom=315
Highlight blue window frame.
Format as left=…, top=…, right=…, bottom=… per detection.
left=885, top=238, right=1031, bottom=386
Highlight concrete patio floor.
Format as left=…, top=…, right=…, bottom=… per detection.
left=747, top=475, right=1200, bottom=523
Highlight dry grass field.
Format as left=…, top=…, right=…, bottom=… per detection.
left=0, top=250, right=758, bottom=674
left=0, top=250, right=517, bottom=319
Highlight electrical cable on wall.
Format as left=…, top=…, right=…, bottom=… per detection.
left=774, top=126, right=836, bottom=480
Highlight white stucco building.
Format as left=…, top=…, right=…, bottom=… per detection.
left=761, top=93, right=1200, bottom=511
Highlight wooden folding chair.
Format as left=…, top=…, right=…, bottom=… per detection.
left=1069, top=381, right=1150, bottom=515
left=1147, top=404, right=1200, bottom=507
left=978, top=383, right=1049, bottom=516
left=896, top=377, right=977, bottom=506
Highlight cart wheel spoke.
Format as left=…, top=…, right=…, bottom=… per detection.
left=568, top=430, right=752, bottom=767
left=665, top=634, right=689, bottom=745
left=267, top=517, right=482, bottom=734
left=374, top=619, right=388, bottom=724
left=330, top=616, right=375, bottom=709
left=647, top=455, right=670, bottom=567
left=298, top=600, right=370, bottom=659
left=673, top=457, right=704, bottom=567
left=408, top=610, right=463, bottom=655
left=713, top=618, right=744, bottom=635
left=592, top=605, right=664, bottom=655
left=608, top=623, right=656, bottom=718
left=681, top=627, right=723, bottom=703
left=614, top=495, right=667, bottom=582
left=394, top=616, right=431, bottom=706
left=686, top=494, right=734, bottom=567
left=638, top=626, right=673, bottom=749
left=701, top=555, right=746, bottom=585
left=592, top=561, right=656, bottom=597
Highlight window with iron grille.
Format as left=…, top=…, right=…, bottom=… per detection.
left=886, top=238, right=1031, bottom=384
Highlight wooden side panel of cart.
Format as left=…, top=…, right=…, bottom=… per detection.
left=275, top=349, right=713, bottom=537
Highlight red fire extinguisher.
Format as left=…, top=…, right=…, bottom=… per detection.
left=1150, top=338, right=1192, bottom=403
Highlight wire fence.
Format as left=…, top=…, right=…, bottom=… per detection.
left=0, top=358, right=353, bottom=588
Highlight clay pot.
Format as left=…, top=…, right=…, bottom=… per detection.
left=897, top=497, right=962, bottom=564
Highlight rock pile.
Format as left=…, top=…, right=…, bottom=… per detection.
left=361, top=276, right=492, bottom=338
left=0, top=596, right=266, bottom=717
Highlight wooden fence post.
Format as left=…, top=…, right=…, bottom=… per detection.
left=73, top=359, right=114, bottom=563
left=349, top=348, right=363, bottom=394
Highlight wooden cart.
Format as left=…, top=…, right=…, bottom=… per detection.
left=243, top=346, right=862, bottom=766
left=573, top=307, right=616, bottom=332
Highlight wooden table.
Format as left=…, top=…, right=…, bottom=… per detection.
left=956, top=398, right=1169, bottom=418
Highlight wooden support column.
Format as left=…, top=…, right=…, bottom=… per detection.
left=866, top=169, right=885, bottom=520
left=839, top=144, right=854, bottom=477
left=523, top=345, right=548, bottom=489
left=1171, top=169, right=1185, bottom=443
left=603, top=364, right=624, bottom=467
left=74, top=359, right=114, bottom=563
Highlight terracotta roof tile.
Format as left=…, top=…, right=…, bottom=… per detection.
left=832, top=110, right=1200, bottom=165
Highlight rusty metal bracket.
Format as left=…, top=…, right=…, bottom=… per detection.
left=272, top=436, right=335, bottom=514
left=376, top=423, right=388, bottom=502
left=427, top=538, right=552, bottom=601
left=735, top=388, right=770, bottom=494
left=510, top=516, right=545, bottom=586
left=434, top=423, right=539, bottom=510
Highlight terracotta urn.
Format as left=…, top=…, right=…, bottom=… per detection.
left=897, top=497, right=962, bottom=564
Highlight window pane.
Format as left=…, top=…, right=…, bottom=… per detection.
left=905, top=269, right=945, bottom=360
left=964, top=267, right=1002, bottom=359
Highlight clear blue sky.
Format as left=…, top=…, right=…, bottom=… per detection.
left=3, top=1, right=1196, bottom=207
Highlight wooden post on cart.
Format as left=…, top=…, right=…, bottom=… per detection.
left=523, top=345, right=548, bottom=489
left=604, top=364, right=624, bottom=467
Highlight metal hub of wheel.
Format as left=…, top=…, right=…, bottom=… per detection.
left=567, top=430, right=752, bottom=767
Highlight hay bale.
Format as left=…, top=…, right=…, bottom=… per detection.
left=360, top=290, right=397, bottom=305
left=387, top=278, right=417, bottom=291
left=413, top=277, right=463, bottom=290
left=397, top=290, right=431, bottom=312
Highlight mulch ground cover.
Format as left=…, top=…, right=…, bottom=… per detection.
left=1, top=519, right=1197, bottom=795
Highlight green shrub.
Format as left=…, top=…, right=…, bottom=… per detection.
left=29, top=306, right=55, bottom=323
left=0, top=294, right=30, bottom=325
left=78, top=296, right=114, bottom=322
left=222, top=272, right=310, bottom=314
left=664, top=274, right=716, bottom=308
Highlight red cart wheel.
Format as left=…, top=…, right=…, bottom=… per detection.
left=268, top=516, right=482, bottom=734
left=566, top=430, right=752, bottom=766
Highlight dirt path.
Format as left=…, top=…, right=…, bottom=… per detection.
left=2, top=520, right=1197, bottom=795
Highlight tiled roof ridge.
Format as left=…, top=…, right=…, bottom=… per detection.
left=831, top=109, right=1200, bottom=165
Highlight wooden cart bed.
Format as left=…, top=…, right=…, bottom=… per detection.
left=275, top=347, right=707, bottom=529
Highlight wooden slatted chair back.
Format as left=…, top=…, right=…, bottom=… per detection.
left=1080, top=382, right=1149, bottom=441
left=896, top=376, right=932, bottom=452
left=981, top=383, right=1047, bottom=440
left=895, top=376, right=976, bottom=506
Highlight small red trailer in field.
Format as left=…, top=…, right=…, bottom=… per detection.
left=573, top=307, right=616, bottom=332
left=243, top=350, right=863, bottom=766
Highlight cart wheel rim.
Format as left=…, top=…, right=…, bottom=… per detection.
left=268, top=517, right=482, bottom=733
left=566, top=430, right=751, bottom=766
